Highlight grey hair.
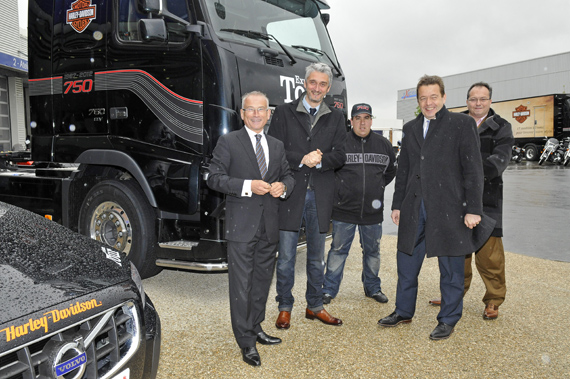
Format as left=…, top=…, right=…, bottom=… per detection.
left=241, top=91, right=269, bottom=109
left=305, top=62, right=332, bottom=87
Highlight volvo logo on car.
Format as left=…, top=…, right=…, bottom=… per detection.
left=43, top=336, right=87, bottom=379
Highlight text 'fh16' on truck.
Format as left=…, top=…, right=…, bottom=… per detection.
left=0, top=0, right=347, bottom=278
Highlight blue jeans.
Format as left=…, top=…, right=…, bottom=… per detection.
left=276, top=190, right=326, bottom=312
left=323, top=221, right=383, bottom=298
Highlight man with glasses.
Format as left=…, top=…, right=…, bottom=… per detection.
left=207, top=91, right=295, bottom=366
left=378, top=75, right=490, bottom=340
left=429, top=82, right=514, bottom=320
left=322, top=103, right=396, bottom=305
left=268, top=63, right=346, bottom=329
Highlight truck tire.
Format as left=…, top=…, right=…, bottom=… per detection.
left=79, top=180, right=162, bottom=279
left=524, top=144, right=538, bottom=161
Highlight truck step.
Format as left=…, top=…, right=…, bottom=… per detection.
left=158, top=240, right=199, bottom=250
left=155, top=259, right=227, bottom=272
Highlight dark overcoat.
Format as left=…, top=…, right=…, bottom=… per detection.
left=207, top=127, right=295, bottom=243
left=268, top=95, right=346, bottom=233
left=463, top=108, right=514, bottom=237
left=392, top=106, right=485, bottom=257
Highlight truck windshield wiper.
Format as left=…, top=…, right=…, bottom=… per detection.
left=220, top=29, right=297, bottom=65
left=292, top=45, right=342, bottom=77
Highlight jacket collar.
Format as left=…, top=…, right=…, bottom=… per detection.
left=462, top=107, right=500, bottom=133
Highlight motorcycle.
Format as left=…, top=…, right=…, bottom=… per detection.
left=511, top=145, right=525, bottom=163
left=563, top=137, right=570, bottom=166
left=538, top=137, right=565, bottom=165
left=394, top=140, right=401, bottom=167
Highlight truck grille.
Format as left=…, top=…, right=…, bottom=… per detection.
left=0, top=301, right=141, bottom=379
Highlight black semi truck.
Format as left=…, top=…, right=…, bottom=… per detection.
left=0, top=0, right=347, bottom=278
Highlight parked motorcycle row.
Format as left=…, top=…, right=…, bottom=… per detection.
left=538, top=137, right=570, bottom=166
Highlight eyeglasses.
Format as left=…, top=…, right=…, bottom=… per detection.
left=467, top=98, right=490, bottom=103
left=243, top=107, right=269, bottom=114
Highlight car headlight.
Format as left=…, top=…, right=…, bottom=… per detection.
left=130, top=262, right=146, bottom=309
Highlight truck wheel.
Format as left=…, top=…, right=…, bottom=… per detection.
left=524, top=144, right=538, bottom=161
left=79, top=180, right=162, bottom=278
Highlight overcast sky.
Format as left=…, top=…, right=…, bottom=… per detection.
left=325, top=0, right=570, bottom=119
left=18, top=0, right=570, bottom=119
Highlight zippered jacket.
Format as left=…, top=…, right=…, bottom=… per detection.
left=332, top=130, right=396, bottom=225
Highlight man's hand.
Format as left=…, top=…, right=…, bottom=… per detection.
left=251, top=180, right=272, bottom=195
left=464, top=213, right=481, bottom=229
left=301, top=149, right=323, bottom=168
left=391, top=209, right=400, bottom=226
left=269, top=182, right=286, bottom=198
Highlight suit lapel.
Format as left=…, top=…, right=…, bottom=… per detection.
left=413, top=117, right=425, bottom=146
left=237, top=128, right=262, bottom=179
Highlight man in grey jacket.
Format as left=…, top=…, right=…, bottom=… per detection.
left=429, top=82, right=513, bottom=320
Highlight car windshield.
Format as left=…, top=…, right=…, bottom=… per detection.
left=203, top=0, right=339, bottom=67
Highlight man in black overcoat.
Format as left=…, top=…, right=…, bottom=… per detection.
left=207, top=91, right=295, bottom=366
left=378, top=75, right=490, bottom=340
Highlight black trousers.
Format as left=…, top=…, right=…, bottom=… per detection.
left=227, top=214, right=277, bottom=348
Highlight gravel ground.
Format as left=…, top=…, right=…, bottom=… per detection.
left=143, top=235, right=570, bottom=378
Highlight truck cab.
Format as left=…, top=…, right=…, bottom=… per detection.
left=18, top=0, right=347, bottom=277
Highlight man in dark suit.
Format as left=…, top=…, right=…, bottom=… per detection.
left=268, top=63, right=346, bottom=329
left=378, top=75, right=489, bottom=340
left=207, top=91, right=295, bottom=366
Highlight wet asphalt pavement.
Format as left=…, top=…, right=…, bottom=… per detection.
left=382, top=160, right=570, bottom=262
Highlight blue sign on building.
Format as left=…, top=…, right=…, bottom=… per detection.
left=0, top=52, right=28, bottom=73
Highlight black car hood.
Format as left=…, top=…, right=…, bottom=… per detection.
left=0, top=202, right=131, bottom=325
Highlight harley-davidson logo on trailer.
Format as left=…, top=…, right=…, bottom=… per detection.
left=66, top=0, right=97, bottom=33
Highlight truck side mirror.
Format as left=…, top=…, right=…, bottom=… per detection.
left=321, top=13, right=330, bottom=26
left=139, top=19, right=167, bottom=43
left=215, top=2, right=226, bottom=19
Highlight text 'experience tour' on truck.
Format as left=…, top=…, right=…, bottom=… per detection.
left=0, top=0, right=348, bottom=278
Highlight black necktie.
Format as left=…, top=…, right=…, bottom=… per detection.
left=255, top=134, right=267, bottom=180
left=309, top=108, right=317, bottom=116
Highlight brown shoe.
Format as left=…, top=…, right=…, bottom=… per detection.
left=305, top=308, right=343, bottom=326
left=483, top=304, right=499, bottom=320
left=429, top=298, right=442, bottom=306
left=275, top=311, right=291, bottom=329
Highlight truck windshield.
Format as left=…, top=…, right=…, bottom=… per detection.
left=204, top=0, right=338, bottom=67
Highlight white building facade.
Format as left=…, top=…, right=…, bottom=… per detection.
left=397, top=52, right=570, bottom=124
left=0, top=1, right=28, bottom=151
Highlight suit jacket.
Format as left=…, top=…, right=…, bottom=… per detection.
left=207, top=127, right=295, bottom=243
left=268, top=95, right=346, bottom=233
left=393, top=106, right=491, bottom=257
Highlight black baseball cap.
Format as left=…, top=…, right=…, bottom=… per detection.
left=351, top=103, right=373, bottom=118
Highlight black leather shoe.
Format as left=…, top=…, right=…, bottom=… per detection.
left=378, top=311, right=412, bottom=327
left=429, top=322, right=454, bottom=340
left=322, top=293, right=333, bottom=304
left=368, top=291, right=388, bottom=303
left=241, top=346, right=261, bottom=366
left=256, top=331, right=282, bottom=345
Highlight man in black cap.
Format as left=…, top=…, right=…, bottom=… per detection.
left=322, top=103, right=396, bottom=305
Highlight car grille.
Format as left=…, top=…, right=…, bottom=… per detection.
left=0, top=301, right=141, bottom=379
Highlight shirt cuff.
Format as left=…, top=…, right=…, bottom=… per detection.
left=242, top=180, right=252, bottom=197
